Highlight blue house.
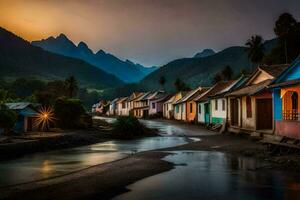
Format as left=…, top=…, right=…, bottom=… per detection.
left=5, top=102, right=40, bottom=133
left=270, top=57, right=300, bottom=139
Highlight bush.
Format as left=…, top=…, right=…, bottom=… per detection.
left=0, top=105, right=17, bottom=134
left=112, top=116, right=155, bottom=139
left=54, top=98, right=86, bottom=129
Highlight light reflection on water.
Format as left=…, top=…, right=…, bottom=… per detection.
left=95, top=116, right=215, bottom=136
left=114, top=151, right=300, bottom=200
left=0, top=137, right=189, bottom=187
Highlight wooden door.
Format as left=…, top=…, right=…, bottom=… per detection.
left=230, top=99, right=239, bottom=126
left=256, top=99, right=273, bottom=130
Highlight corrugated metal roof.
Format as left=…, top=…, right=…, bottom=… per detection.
left=5, top=102, right=40, bottom=110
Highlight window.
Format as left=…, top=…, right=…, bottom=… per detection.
left=198, top=104, right=201, bottom=113
left=190, top=103, right=193, bottom=113
left=292, top=92, right=298, bottom=110
left=246, top=96, right=252, bottom=118
left=222, top=99, right=226, bottom=111
left=152, top=102, right=156, bottom=109
left=215, top=99, right=218, bottom=110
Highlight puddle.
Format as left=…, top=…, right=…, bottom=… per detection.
left=114, top=151, right=300, bottom=200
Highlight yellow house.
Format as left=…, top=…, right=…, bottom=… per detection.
left=163, top=91, right=187, bottom=119
left=174, top=87, right=208, bottom=122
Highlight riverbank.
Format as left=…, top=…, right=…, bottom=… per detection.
left=0, top=129, right=108, bottom=161
left=0, top=117, right=159, bottom=161
left=0, top=151, right=173, bottom=200
left=2, top=132, right=300, bottom=200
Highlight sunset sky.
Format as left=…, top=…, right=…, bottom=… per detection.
left=0, top=0, right=300, bottom=66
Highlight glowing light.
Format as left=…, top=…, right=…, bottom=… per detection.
left=35, top=106, right=55, bottom=131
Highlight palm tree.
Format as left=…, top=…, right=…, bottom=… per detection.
left=245, top=35, right=265, bottom=71
left=65, top=76, right=78, bottom=98
left=274, top=12, right=297, bottom=63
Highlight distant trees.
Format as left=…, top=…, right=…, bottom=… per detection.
left=174, top=78, right=190, bottom=92
left=54, top=98, right=86, bottom=129
left=65, top=76, right=78, bottom=98
left=212, top=65, right=234, bottom=84
left=221, top=65, right=233, bottom=80
left=159, top=76, right=166, bottom=90
left=245, top=35, right=265, bottom=69
left=35, top=76, right=79, bottom=106
left=11, top=78, right=46, bottom=98
left=0, top=105, right=17, bottom=134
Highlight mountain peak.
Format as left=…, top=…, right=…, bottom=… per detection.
left=78, top=41, right=88, bottom=49
left=56, top=33, right=68, bottom=40
left=194, top=49, right=216, bottom=58
left=96, top=49, right=106, bottom=55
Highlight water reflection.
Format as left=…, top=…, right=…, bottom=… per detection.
left=95, top=116, right=215, bottom=136
left=114, top=151, right=300, bottom=200
left=0, top=137, right=189, bottom=187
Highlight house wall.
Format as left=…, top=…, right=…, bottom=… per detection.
left=149, top=100, right=157, bottom=115
left=174, top=103, right=186, bottom=121
left=250, top=71, right=273, bottom=85
left=186, top=100, right=197, bottom=122
left=227, top=97, right=242, bottom=127
left=163, top=103, right=172, bottom=119
left=276, top=120, right=300, bottom=139
left=197, top=102, right=205, bottom=123
left=273, top=88, right=282, bottom=120
left=211, top=98, right=227, bottom=124
left=282, top=62, right=300, bottom=81
left=241, top=96, right=256, bottom=130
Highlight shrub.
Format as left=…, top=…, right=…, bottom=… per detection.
left=112, top=116, right=154, bottom=139
left=0, top=105, right=17, bottom=134
left=54, top=98, right=86, bottom=129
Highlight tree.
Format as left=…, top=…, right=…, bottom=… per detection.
left=174, top=78, right=190, bottom=92
left=54, top=98, right=86, bottom=129
left=159, top=76, right=166, bottom=90
left=0, top=105, right=17, bottom=134
left=221, top=65, right=233, bottom=80
left=65, top=76, right=78, bottom=98
left=213, top=73, right=222, bottom=84
left=274, top=13, right=297, bottom=63
left=245, top=35, right=265, bottom=70
left=0, top=89, right=14, bottom=104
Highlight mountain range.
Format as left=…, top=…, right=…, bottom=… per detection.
left=137, top=39, right=277, bottom=91
left=32, top=34, right=157, bottom=83
left=103, top=38, right=278, bottom=98
left=193, top=49, right=216, bottom=58
left=0, top=27, right=123, bottom=88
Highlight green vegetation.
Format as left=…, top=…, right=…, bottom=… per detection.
left=245, top=35, right=265, bottom=69
left=54, top=98, right=86, bottom=129
left=0, top=105, right=17, bottom=134
left=159, top=76, right=166, bottom=90
left=174, top=78, right=190, bottom=92
left=264, top=13, right=300, bottom=64
left=112, top=116, right=156, bottom=139
left=212, top=65, right=234, bottom=84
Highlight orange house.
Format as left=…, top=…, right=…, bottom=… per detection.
left=174, top=87, right=208, bottom=122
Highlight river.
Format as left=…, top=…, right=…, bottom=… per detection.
left=0, top=117, right=208, bottom=187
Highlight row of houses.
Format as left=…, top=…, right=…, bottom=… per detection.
left=93, top=56, right=300, bottom=140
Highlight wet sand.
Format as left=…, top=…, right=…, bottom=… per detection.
left=2, top=133, right=300, bottom=200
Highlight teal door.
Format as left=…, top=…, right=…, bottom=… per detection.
left=204, top=103, right=210, bottom=124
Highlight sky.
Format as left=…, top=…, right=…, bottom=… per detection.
left=0, top=0, right=300, bottom=67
